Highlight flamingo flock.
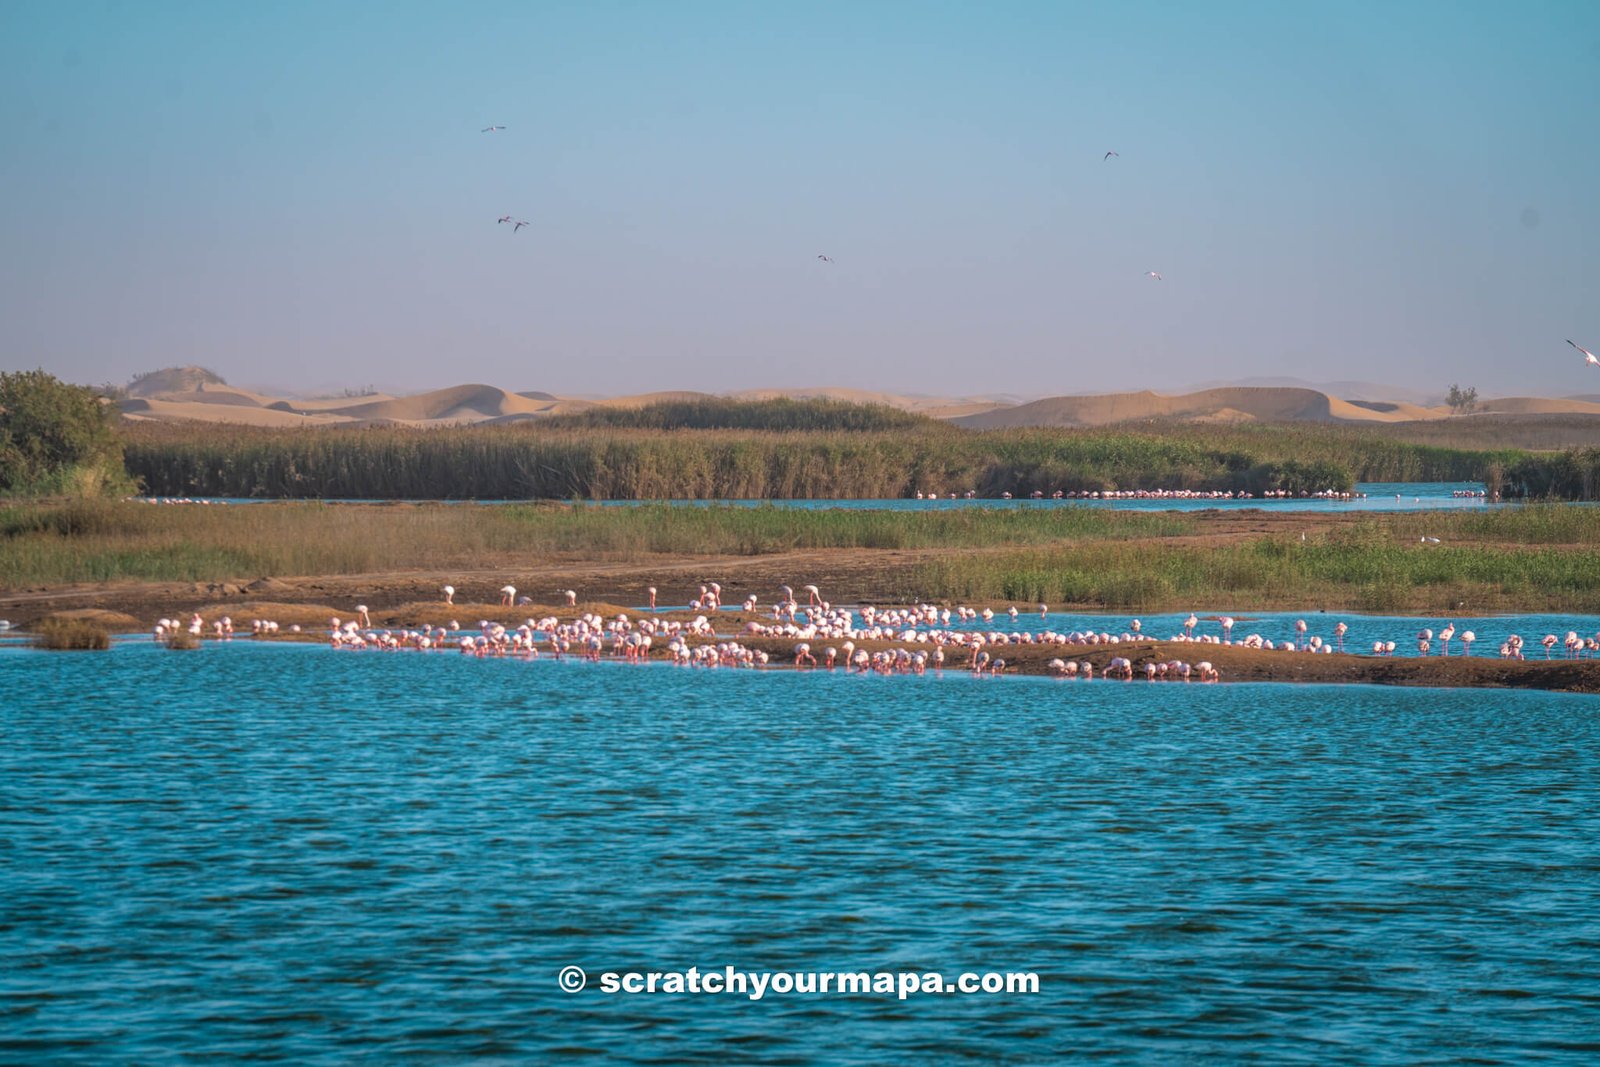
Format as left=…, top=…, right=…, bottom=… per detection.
left=135, top=579, right=1600, bottom=683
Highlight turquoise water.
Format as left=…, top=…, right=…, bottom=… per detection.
left=137, top=481, right=1505, bottom=512
left=4, top=643, right=1600, bottom=1062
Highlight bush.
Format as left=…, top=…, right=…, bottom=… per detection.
left=33, top=617, right=111, bottom=650
left=0, top=370, right=132, bottom=496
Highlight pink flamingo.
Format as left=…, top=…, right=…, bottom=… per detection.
left=500, top=585, right=516, bottom=607
left=1438, top=623, right=1455, bottom=656
left=1460, top=631, right=1475, bottom=657
left=1220, top=616, right=1235, bottom=643
left=1542, top=634, right=1558, bottom=658
left=1334, top=621, right=1347, bottom=652
left=1294, top=619, right=1307, bottom=649
left=442, top=584, right=454, bottom=604
left=1568, top=339, right=1600, bottom=368
left=1184, top=613, right=1198, bottom=638
left=648, top=586, right=657, bottom=612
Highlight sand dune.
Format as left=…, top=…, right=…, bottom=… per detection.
left=729, top=386, right=1012, bottom=418
left=1473, top=396, right=1600, bottom=416
left=955, top=387, right=1344, bottom=429
left=597, top=391, right=720, bottom=408
left=327, top=384, right=561, bottom=422
left=121, top=398, right=351, bottom=427
left=112, top=369, right=1600, bottom=431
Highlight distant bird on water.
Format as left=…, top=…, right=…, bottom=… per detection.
left=817, top=254, right=833, bottom=263
left=1145, top=271, right=1162, bottom=281
left=481, top=125, right=506, bottom=133
left=1568, top=339, right=1600, bottom=368
left=1104, top=150, right=1118, bottom=160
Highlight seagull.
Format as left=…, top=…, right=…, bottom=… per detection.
left=817, top=254, right=833, bottom=263
left=1145, top=271, right=1162, bottom=280
left=1104, top=150, right=1118, bottom=160
left=497, top=215, right=513, bottom=224
left=1568, top=339, right=1600, bottom=368
left=481, top=125, right=506, bottom=133
left=513, top=220, right=529, bottom=232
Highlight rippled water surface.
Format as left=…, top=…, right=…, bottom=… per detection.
left=4, top=643, right=1600, bottom=1063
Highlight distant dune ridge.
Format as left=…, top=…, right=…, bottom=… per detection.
left=113, top=365, right=1600, bottom=429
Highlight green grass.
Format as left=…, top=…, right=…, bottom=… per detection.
left=0, top=500, right=1194, bottom=585
left=917, top=538, right=1600, bottom=612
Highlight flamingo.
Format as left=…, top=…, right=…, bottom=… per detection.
left=1294, top=618, right=1307, bottom=649
left=1104, top=150, right=1118, bottom=160
left=356, top=604, right=370, bottom=627
left=564, top=589, right=578, bottom=607
left=1334, top=621, right=1347, bottom=652
left=513, top=220, right=529, bottom=232
left=817, top=254, right=833, bottom=263
left=1542, top=634, right=1558, bottom=658
left=500, top=585, right=516, bottom=606
left=1184, top=613, right=1198, bottom=638
left=1438, top=623, right=1455, bottom=656
left=1145, top=271, right=1162, bottom=281
left=1220, top=616, right=1235, bottom=643
left=803, top=584, right=820, bottom=606
left=497, top=215, right=513, bottom=224
left=1567, top=339, right=1600, bottom=368
left=481, top=125, right=506, bottom=132
left=648, top=586, right=657, bottom=612
left=1460, top=631, right=1475, bottom=657
left=442, top=584, right=455, bottom=604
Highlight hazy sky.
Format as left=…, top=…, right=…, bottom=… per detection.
left=3, top=0, right=1598, bottom=400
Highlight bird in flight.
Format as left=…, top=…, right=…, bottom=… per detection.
left=513, top=220, right=529, bottom=232
left=481, top=125, right=506, bottom=133
left=1145, top=271, right=1162, bottom=280
left=1104, top=151, right=1118, bottom=160
left=1568, top=339, right=1600, bottom=368
left=817, top=254, right=833, bottom=263
left=497, top=215, right=513, bottom=224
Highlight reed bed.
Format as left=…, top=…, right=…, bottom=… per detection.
left=114, top=417, right=1544, bottom=500
left=33, top=617, right=111, bottom=650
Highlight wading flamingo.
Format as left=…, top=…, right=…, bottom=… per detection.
left=1438, top=623, right=1455, bottom=656
left=500, top=585, right=516, bottom=606
left=1460, top=630, right=1475, bottom=656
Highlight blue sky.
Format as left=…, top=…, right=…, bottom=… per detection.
left=2, top=0, right=1597, bottom=399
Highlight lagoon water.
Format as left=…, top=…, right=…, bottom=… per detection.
left=4, top=642, right=1600, bottom=1062
left=142, top=481, right=1504, bottom=512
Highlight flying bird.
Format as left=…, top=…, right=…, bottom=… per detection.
left=1568, top=339, right=1600, bottom=368
left=817, top=254, right=833, bottom=263
left=497, top=215, right=513, bottom=224
left=1145, top=271, right=1162, bottom=280
left=481, top=125, right=506, bottom=132
left=1104, top=151, right=1118, bottom=160
left=513, top=220, right=529, bottom=232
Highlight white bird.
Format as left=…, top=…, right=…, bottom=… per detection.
left=817, top=254, right=833, bottom=263
left=1420, top=536, right=1441, bottom=544
left=481, top=125, right=505, bottom=133
left=1145, top=271, right=1162, bottom=281
left=1104, top=151, right=1118, bottom=160
left=1568, top=339, right=1600, bottom=368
